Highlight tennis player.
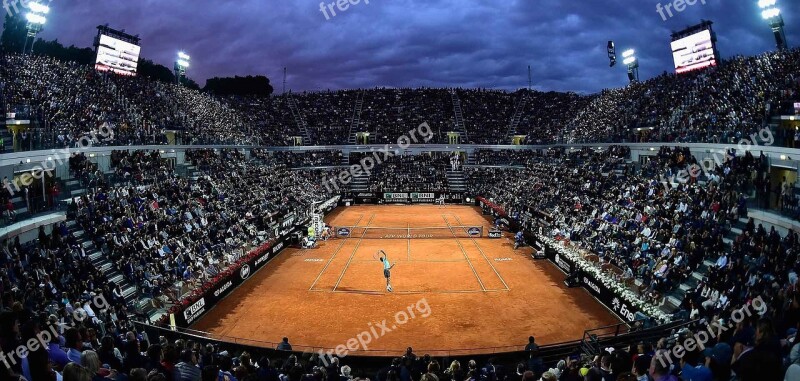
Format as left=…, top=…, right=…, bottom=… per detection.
left=378, top=250, right=396, bottom=292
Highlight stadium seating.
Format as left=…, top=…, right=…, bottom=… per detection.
left=3, top=46, right=800, bottom=381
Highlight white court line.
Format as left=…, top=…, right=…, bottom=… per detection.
left=308, top=213, right=365, bottom=291
left=332, top=213, right=376, bottom=291
left=441, top=214, right=486, bottom=292
left=451, top=213, right=511, bottom=291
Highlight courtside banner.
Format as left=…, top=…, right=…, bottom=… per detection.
left=172, top=230, right=295, bottom=327
left=380, top=192, right=463, bottom=203
left=354, top=192, right=378, bottom=204
left=541, top=240, right=643, bottom=323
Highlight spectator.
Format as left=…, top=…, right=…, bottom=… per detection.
left=277, top=337, right=293, bottom=351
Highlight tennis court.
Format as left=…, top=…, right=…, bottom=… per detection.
left=191, top=205, right=619, bottom=355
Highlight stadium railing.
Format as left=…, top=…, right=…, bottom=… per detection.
left=133, top=317, right=691, bottom=372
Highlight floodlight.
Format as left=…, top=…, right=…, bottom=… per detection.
left=25, top=13, right=46, bottom=25
left=758, top=0, right=777, bottom=9
left=623, top=56, right=637, bottom=65
left=178, top=52, right=191, bottom=60
left=762, top=8, right=780, bottom=19
left=177, top=59, right=190, bottom=68
left=622, top=49, right=635, bottom=58
left=28, top=2, right=50, bottom=14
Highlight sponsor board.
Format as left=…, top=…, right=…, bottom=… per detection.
left=411, top=193, right=435, bottom=199
left=173, top=230, right=296, bottom=327
left=582, top=277, right=602, bottom=296
left=254, top=252, right=270, bottom=267
left=384, top=193, right=409, bottom=199
left=553, top=253, right=573, bottom=274
left=467, top=227, right=482, bottom=237
left=494, top=258, right=513, bottom=262
left=356, top=193, right=376, bottom=198
left=214, top=281, right=233, bottom=297
left=611, top=297, right=637, bottom=322
left=240, top=264, right=251, bottom=279
left=183, top=298, right=206, bottom=324
left=337, top=227, right=351, bottom=237
left=488, top=230, right=502, bottom=239
left=541, top=241, right=644, bottom=323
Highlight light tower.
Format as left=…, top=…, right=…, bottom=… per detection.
left=758, top=0, right=788, bottom=50
left=174, top=52, right=191, bottom=85
left=23, top=2, right=50, bottom=55
left=622, top=49, right=639, bottom=83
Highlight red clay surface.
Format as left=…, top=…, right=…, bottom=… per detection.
left=191, top=205, right=620, bottom=356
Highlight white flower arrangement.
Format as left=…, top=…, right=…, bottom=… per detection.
left=539, top=235, right=671, bottom=323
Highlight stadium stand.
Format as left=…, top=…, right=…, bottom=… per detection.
left=3, top=43, right=800, bottom=381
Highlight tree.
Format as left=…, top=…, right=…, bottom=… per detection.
left=138, top=58, right=176, bottom=83
left=203, top=75, right=274, bottom=96
left=1, top=14, right=29, bottom=53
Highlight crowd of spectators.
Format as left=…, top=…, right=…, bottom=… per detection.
left=5, top=48, right=800, bottom=148
left=566, top=49, right=800, bottom=145
left=473, top=149, right=544, bottom=166
left=468, top=146, right=800, bottom=380
left=0, top=147, right=347, bottom=380
left=352, top=153, right=451, bottom=192
left=253, top=149, right=343, bottom=168
left=290, top=91, right=359, bottom=145
left=220, top=95, right=299, bottom=146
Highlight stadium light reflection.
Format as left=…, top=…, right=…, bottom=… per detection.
left=175, top=51, right=192, bottom=85
left=25, top=13, right=46, bottom=25
left=28, top=2, right=50, bottom=14
left=758, top=0, right=777, bottom=8
left=762, top=8, right=780, bottom=19
left=23, top=3, right=50, bottom=55
left=758, top=0, right=788, bottom=50
left=622, top=48, right=639, bottom=83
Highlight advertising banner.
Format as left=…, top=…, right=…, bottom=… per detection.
left=541, top=240, right=642, bottom=323
left=173, top=231, right=295, bottom=327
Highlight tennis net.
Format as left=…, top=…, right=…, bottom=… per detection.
left=333, top=226, right=484, bottom=239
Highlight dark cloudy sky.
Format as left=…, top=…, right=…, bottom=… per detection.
left=18, top=0, right=800, bottom=94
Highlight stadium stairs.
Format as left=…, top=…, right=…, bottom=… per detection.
left=350, top=172, right=370, bottom=192
left=347, top=92, right=364, bottom=145
left=445, top=169, right=467, bottom=193
left=65, top=220, right=149, bottom=320
left=657, top=203, right=786, bottom=314
left=287, top=96, right=312, bottom=146
left=450, top=91, right=470, bottom=143
left=505, top=93, right=527, bottom=143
